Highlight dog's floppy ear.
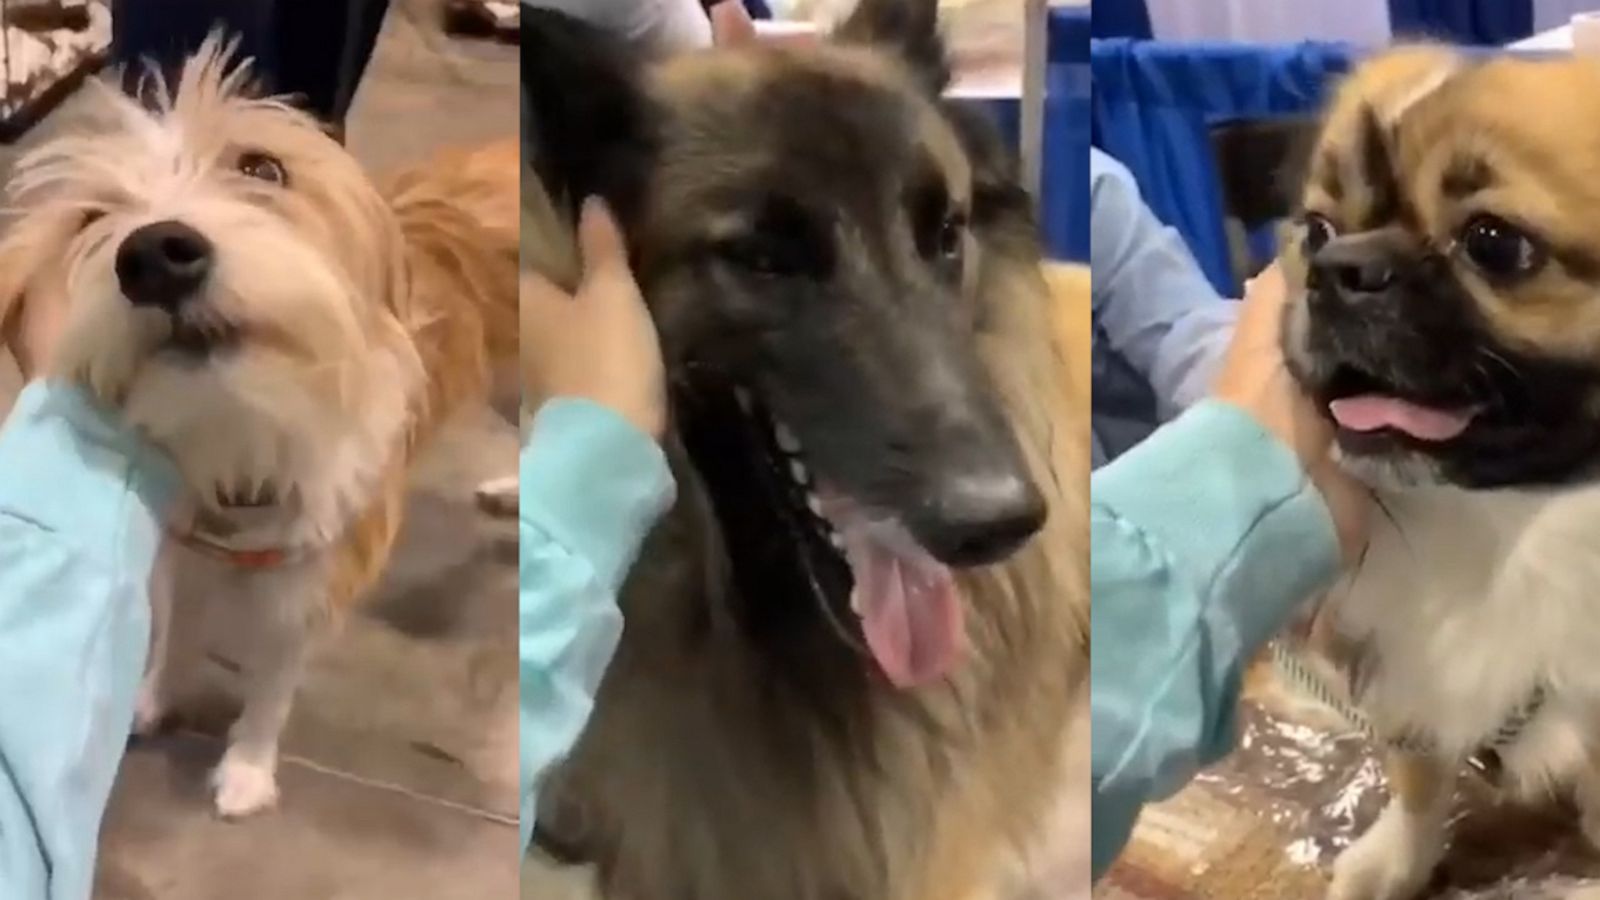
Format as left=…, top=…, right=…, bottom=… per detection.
left=520, top=10, right=658, bottom=224
left=833, top=0, right=950, bottom=94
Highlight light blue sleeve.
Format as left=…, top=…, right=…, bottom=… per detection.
left=1089, top=401, right=1340, bottom=879
left=0, top=381, right=179, bottom=900
left=1090, top=148, right=1240, bottom=419
left=518, top=398, right=675, bottom=852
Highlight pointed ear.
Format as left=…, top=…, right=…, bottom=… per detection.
left=833, top=0, right=950, bottom=94
left=521, top=10, right=658, bottom=224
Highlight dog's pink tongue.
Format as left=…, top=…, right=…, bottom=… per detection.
left=1328, top=395, right=1475, bottom=441
left=843, top=527, right=965, bottom=689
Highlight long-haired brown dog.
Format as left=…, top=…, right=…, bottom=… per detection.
left=0, top=36, right=517, bottom=817
left=522, top=2, right=1089, bottom=898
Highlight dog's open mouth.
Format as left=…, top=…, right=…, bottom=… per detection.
left=678, top=378, right=969, bottom=689
left=164, top=314, right=242, bottom=358
left=1321, top=364, right=1481, bottom=449
left=750, top=399, right=967, bottom=689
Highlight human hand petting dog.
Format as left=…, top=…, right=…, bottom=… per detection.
left=1212, top=262, right=1371, bottom=563
left=521, top=198, right=667, bottom=442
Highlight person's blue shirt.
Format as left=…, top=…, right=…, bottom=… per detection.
left=1091, top=148, right=1238, bottom=467
left=519, top=398, right=675, bottom=851
left=0, top=381, right=180, bottom=900
left=1089, top=401, right=1342, bottom=879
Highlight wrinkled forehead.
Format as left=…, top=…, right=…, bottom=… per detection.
left=647, top=46, right=971, bottom=224
left=1307, top=54, right=1600, bottom=227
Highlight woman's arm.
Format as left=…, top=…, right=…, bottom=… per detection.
left=1090, top=263, right=1369, bottom=879
left=1088, top=400, right=1340, bottom=878
left=0, top=382, right=178, bottom=900
left=519, top=398, right=675, bottom=851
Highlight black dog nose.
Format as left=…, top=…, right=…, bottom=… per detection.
left=916, top=473, right=1047, bottom=567
left=115, top=220, right=213, bottom=310
left=1310, top=235, right=1401, bottom=300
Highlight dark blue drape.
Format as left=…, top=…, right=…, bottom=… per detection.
left=1089, top=39, right=1352, bottom=294
left=1044, top=6, right=1091, bottom=261
left=742, top=0, right=773, bottom=19
left=112, top=0, right=389, bottom=128
left=1091, top=0, right=1154, bottom=39
left=1043, top=7, right=1094, bottom=259
left=1388, top=0, right=1533, bottom=45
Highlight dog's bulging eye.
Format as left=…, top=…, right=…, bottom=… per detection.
left=1461, top=215, right=1543, bottom=280
left=1303, top=213, right=1336, bottom=256
left=237, top=151, right=288, bottom=187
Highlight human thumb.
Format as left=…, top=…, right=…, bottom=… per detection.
left=576, top=197, right=630, bottom=280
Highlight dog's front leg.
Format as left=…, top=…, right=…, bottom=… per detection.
left=212, top=610, right=311, bottom=818
left=1328, top=749, right=1454, bottom=900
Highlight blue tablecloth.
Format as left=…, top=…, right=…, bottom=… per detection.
left=1089, top=39, right=1353, bottom=294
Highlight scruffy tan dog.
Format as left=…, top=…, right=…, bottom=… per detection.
left=0, top=36, right=517, bottom=817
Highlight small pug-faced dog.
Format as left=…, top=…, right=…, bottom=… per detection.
left=0, top=36, right=517, bottom=817
left=1281, top=47, right=1600, bottom=899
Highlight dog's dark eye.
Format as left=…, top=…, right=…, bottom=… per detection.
left=1460, top=215, right=1543, bottom=280
left=715, top=195, right=832, bottom=279
left=936, top=215, right=966, bottom=261
left=718, top=237, right=789, bottom=277
left=1303, top=213, right=1336, bottom=256
left=237, top=152, right=288, bottom=187
left=81, top=210, right=104, bottom=230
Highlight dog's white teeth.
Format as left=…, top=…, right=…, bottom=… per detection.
left=806, top=492, right=824, bottom=517
left=734, top=386, right=753, bottom=412
left=789, top=459, right=809, bottom=485
left=831, top=532, right=846, bottom=552
left=774, top=421, right=801, bottom=454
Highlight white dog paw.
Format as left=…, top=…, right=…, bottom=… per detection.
left=211, top=753, right=280, bottom=819
left=1327, top=807, right=1441, bottom=900
left=475, top=476, right=518, bottom=517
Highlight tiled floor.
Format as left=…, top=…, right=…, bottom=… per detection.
left=0, top=14, right=521, bottom=900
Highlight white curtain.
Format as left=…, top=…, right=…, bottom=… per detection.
left=1145, top=0, right=1393, bottom=45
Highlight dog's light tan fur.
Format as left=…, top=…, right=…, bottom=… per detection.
left=0, top=37, right=517, bottom=816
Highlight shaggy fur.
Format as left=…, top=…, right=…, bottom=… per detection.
left=522, top=3, right=1088, bottom=898
left=1280, top=48, right=1600, bottom=900
left=0, top=38, right=517, bottom=817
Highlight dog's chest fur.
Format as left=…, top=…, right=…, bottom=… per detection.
left=1327, top=483, right=1600, bottom=782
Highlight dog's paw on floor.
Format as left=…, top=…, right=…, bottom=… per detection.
left=211, top=752, right=281, bottom=819
left=475, top=476, right=518, bottom=517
